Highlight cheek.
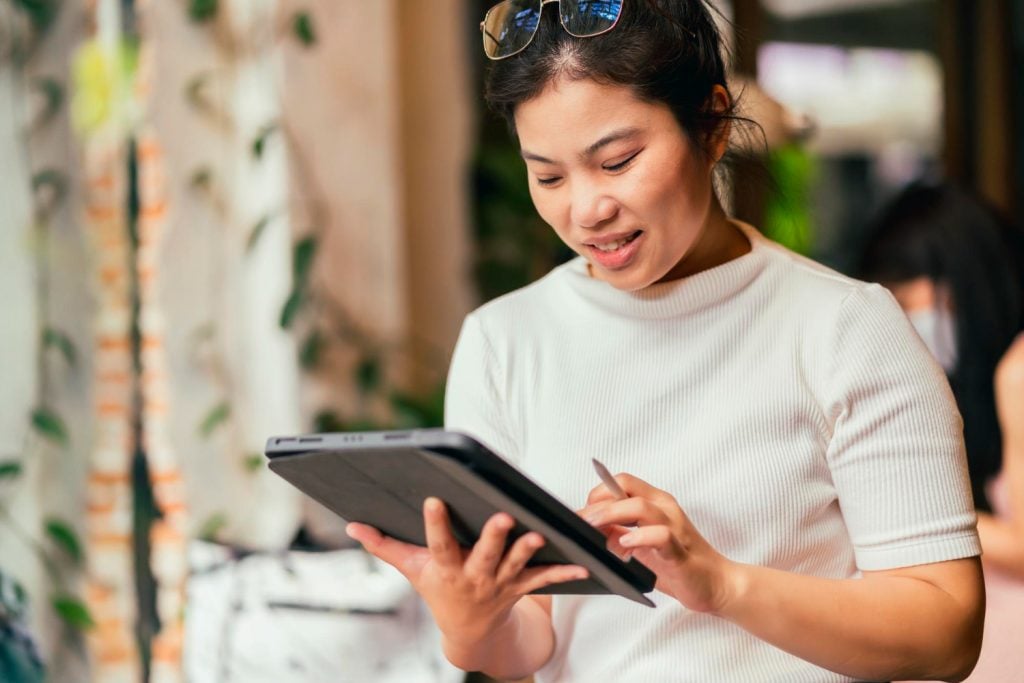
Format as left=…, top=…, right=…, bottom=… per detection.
left=530, top=187, right=567, bottom=232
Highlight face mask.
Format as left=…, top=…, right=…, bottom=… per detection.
left=908, top=308, right=958, bottom=373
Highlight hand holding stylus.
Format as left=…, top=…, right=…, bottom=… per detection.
left=578, top=469, right=735, bottom=614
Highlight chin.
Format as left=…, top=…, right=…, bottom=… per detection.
left=598, top=267, right=658, bottom=292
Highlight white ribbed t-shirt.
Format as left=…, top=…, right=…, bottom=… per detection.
left=444, top=223, right=980, bottom=682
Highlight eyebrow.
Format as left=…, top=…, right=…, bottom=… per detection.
left=521, top=126, right=643, bottom=164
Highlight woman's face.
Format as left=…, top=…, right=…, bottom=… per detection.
left=514, top=77, right=724, bottom=291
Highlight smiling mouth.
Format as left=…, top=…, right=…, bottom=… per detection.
left=589, top=230, right=643, bottom=252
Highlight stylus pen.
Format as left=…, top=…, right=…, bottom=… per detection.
left=591, top=458, right=634, bottom=560
left=591, top=458, right=628, bottom=500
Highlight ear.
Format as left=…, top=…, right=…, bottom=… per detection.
left=706, top=84, right=732, bottom=165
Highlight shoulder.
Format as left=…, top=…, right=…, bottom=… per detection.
left=752, top=232, right=905, bottom=328
left=465, top=259, right=580, bottom=334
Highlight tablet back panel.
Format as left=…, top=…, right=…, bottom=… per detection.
left=266, top=430, right=655, bottom=605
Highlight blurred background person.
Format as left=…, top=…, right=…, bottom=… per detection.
left=859, top=180, right=1024, bottom=683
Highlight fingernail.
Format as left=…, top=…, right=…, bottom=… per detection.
left=619, top=533, right=635, bottom=547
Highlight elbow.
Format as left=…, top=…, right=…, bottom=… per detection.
left=940, top=638, right=982, bottom=683
left=936, top=602, right=985, bottom=682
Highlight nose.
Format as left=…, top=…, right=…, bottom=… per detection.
left=569, top=182, right=618, bottom=229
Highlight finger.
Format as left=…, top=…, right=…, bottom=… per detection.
left=601, top=524, right=634, bottom=560
left=583, top=497, right=669, bottom=529
left=422, top=497, right=463, bottom=569
left=612, top=473, right=673, bottom=501
left=346, top=523, right=430, bottom=577
left=619, top=525, right=684, bottom=560
left=577, top=501, right=611, bottom=523
left=495, top=531, right=545, bottom=585
left=514, top=564, right=589, bottom=595
left=585, top=472, right=670, bottom=506
left=463, top=512, right=515, bottom=578
left=585, top=484, right=620, bottom=506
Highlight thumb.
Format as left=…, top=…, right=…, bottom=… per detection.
left=347, top=523, right=430, bottom=579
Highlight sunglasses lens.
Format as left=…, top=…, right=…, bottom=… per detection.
left=482, top=0, right=543, bottom=59
left=561, top=0, right=624, bottom=37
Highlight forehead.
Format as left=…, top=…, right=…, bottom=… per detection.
left=514, top=77, right=675, bottom=151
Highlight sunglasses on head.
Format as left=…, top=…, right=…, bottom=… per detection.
left=480, top=0, right=626, bottom=60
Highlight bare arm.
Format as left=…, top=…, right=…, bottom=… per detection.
left=583, top=475, right=985, bottom=682
left=977, top=334, right=1024, bottom=578
left=717, top=557, right=984, bottom=681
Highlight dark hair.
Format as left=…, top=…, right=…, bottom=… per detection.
left=858, top=181, right=1024, bottom=511
left=484, top=0, right=740, bottom=159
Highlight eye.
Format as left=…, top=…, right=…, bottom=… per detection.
left=603, top=150, right=641, bottom=172
left=536, top=176, right=563, bottom=187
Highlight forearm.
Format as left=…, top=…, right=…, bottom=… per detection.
left=715, top=558, right=984, bottom=682
left=441, top=596, right=554, bottom=679
left=977, top=512, right=1024, bottom=579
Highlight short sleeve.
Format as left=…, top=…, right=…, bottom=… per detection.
left=824, top=284, right=981, bottom=570
left=444, top=313, right=521, bottom=464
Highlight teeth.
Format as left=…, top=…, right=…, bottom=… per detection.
left=592, top=232, right=638, bottom=252
left=596, top=239, right=626, bottom=252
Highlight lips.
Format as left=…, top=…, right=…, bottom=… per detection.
left=585, top=230, right=644, bottom=270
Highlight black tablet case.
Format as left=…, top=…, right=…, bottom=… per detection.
left=265, top=429, right=655, bottom=606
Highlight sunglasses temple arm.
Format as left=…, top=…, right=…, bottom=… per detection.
left=482, top=26, right=502, bottom=46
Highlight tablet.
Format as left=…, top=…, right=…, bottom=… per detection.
left=265, top=429, right=655, bottom=606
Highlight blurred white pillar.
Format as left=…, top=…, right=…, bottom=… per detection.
left=279, top=0, right=474, bottom=543
left=144, top=0, right=301, bottom=550
left=0, top=36, right=42, bottom=654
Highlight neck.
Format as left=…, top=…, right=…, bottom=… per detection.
left=657, top=199, right=750, bottom=284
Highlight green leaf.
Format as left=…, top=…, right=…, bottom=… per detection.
left=52, top=595, right=95, bottom=630
left=243, top=453, right=264, bottom=472
left=312, top=410, right=345, bottom=433
left=190, top=166, right=213, bottom=191
left=42, top=328, right=76, bottom=367
left=394, top=384, right=445, bottom=428
left=293, top=11, right=316, bottom=46
left=32, top=169, right=67, bottom=214
left=198, top=512, right=228, bottom=541
left=32, top=77, right=64, bottom=126
left=14, top=0, right=60, bottom=33
left=279, top=288, right=304, bottom=329
left=45, top=519, right=83, bottom=565
left=0, top=461, right=23, bottom=479
left=188, top=0, right=218, bottom=22
left=31, top=407, right=68, bottom=446
left=246, top=214, right=273, bottom=253
left=355, top=357, right=381, bottom=395
left=185, top=73, right=210, bottom=108
left=198, top=402, right=231, bottom=438
left=292, top=236, right=317, bottom=283
left=251, top=123, right=278, bottom=160
left=299, top=330, right=324, bottom=369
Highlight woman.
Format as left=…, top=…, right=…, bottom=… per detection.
left=348, top=2, right=985, bottom=680
left=860, top=181, right=1024, bottom=682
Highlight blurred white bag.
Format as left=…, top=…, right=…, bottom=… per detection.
left=184, top=541, right=463, bottom=683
